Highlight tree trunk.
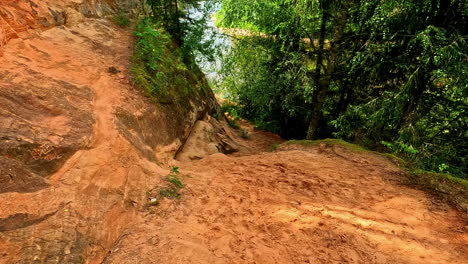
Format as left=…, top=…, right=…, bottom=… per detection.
left=174, top=0, right=182, bottom=45
left=314, top=8, right=327, bottom=86
left=306, top=1, right=352, bottom=139
left=334, top=79, right=353, bottom=119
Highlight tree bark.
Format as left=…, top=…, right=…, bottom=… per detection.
left=174, top=0, right=182, bottom=46
left=306, top=1, right=352, bottom=139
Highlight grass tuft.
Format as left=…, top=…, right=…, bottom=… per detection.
left=113, top=13, right=130, bottom=27
left=267, top=143, right=279, bottom=152
left=159, top=187, right=181, bottom=199
left=167, top=175, right=184, bottom=189
left=146, top=166, right=188, bottom=205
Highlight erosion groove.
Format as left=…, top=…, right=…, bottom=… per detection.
left=0, top=211, right=58, bottom=232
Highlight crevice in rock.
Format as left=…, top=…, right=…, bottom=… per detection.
left=0, top=210, right=58, bottom=232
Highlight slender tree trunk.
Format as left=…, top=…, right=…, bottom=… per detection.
left=314, top=8, right=327, bottom=86
left=398, top=55, right=434, bottom=130
left=174, top=0, right=182, bottom=45
left=334, top=79, right=353, bottom=119
left=163, top=0, right=169, bottom=27
left=334, top=1, right=376, bottom=121
left=306, top=1, right=352, bottom=139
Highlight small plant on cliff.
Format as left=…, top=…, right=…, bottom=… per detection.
left=167, top=174, right=184, bottom=189
left=131, top=18, right=210, bottom=106
left=133, top=19, right=169, bottom=73
left=160, top=167, right=185, bottom=199
left=113, top=13, right=130, bottom=27
left=147, top=166, right=186, bottom=205
left=170, top=166, right=180, bottom=174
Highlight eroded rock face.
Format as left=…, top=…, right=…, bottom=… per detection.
left=0, top=0, right=140, bottom=50
left=0, top=157, right=49, bottom=194
left=0, top=61, right=95, bottom=185
left=176, top=117, right=240, bottom=161
left=0, top=1, right=218, bottom=263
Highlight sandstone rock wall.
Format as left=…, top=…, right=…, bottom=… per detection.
left=0, top=0, right=140, bottom=51
left=0, top=0, right=218, bottom=193
left=0, top=1, right=220, bottom=262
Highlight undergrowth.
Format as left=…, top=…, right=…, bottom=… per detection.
left=113, top=13, right=130, bottom=27
left=130, top=18, right=211, bottom=107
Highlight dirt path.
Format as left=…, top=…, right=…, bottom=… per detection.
left=0, top=20, right=167, bottom=263
left=105, top=125, right=467, bottom=264
left=0, top=14, right=466, bottom=263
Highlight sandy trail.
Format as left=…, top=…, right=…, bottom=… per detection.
left=0, top=14, right=466, bottom=263
left=105, top=125, right=467, bottom=264
left=0, top=20, right=167, bottom=263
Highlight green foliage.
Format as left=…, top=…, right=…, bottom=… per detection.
left=167, top=175, right=184, bottom=188
left=133, top=19, right=169, bottom=72
left=113, top=13, right=130, bottom=27
left=219, top=36, right=310, bottom=138
left=131, top=18, right=212, bottom=106
left=131, top=18, right=170, bottom=95
left=334, top=23, right=467, bottom=178
left=170, top=165, right=180, bottom=174
left=146, top=0, right=221, bottom=64
left=226, top=118, right=240, bottom=129
left=381, top=141, right=418, bottom=155
left=146, top=0, right=183, bottom=44
left=220, top=103, right=242, bottom=119
left=217, top=0, right=467, bottom=178
left=219, top=103, right=243, bottom=129
left=148, top=166, right=186, bottom=203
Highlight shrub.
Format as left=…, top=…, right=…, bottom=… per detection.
left=113, top=13, right=130, bottom=27
left=130, top=18, right=211, bottom=107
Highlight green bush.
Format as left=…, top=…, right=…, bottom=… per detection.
left=133, top=19, right=169, bottom=75
left=131, top=18, right=211, bottom=107
left=113, top=13, right=130, bottom=27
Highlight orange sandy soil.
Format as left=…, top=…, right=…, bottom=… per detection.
left=0, top=14, right=466, bottom=263
left=105, top=122, right=467, bottom=264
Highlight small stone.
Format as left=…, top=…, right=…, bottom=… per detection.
left=149, top=198, right=158, bottom=205
left=108, top=66, right=120, bottom=74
